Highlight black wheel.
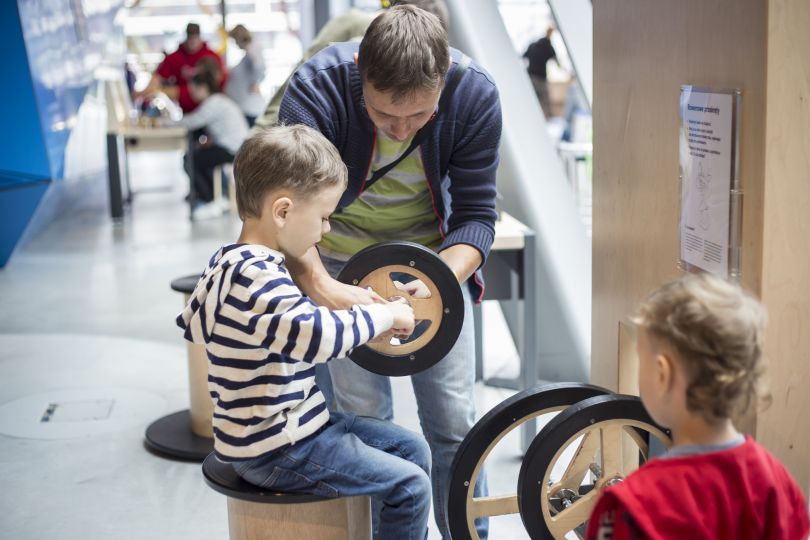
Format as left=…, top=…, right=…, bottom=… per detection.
left=517, top=394, right=671, bottom=539
left=447, top=383, right=612, bottom=540
left=337, top=241, right=464, bottom=376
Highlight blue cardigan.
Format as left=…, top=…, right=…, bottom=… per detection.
left=279, top=42, right=502, bottom=301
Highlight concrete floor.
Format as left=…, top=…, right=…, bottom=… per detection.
left=0, top=150, right=540, bottom=539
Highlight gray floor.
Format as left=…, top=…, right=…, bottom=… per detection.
left=0, top=150, right=537, bottom=539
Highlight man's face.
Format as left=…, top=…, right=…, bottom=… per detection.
left=362, top=83, right=441, bottom=142
left=185, top=34, right=203, bottom=54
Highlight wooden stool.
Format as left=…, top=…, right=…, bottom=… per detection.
left=144, top=274, right=214, bottom=461
left=203, top=453, right=372, bottom=540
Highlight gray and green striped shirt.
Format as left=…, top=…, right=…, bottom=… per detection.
left=318, top=132, right=442, bottom=260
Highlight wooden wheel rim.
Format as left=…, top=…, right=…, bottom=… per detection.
left=357, top=264, right=443, bottom=355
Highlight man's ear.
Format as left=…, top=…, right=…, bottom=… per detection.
left=271, top=196, right=293, bottom=226
left=353, top=52, right=359, bottom=65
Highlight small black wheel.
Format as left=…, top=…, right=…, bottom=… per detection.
left=447, top=383, right=612, bottom=540
left=337, top=241, right=464, bottom=376
left=517, top=394, right=671, bottom=539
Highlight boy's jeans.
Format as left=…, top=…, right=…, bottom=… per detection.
left=234, top=412, right=431, bottom=540
left=319, top=256, right=489, bottom=539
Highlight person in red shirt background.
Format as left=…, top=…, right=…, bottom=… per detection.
left=586, top=273, right=809, bottom=540
left=140, top=23, right=226, bottom=113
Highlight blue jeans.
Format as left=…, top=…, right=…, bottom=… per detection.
left=320, top=256, right=489, bottom=539
left=234, top=412, right=431, bottom=540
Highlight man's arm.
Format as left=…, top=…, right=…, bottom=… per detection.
left=443, top=70, right=502, bottom=270
left=285, top=246, right=384, bottom=310
left=439, top=244, right=482, bottom=284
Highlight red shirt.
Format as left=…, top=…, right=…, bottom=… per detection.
left=156, top=42, right=226, bottom=112
left=586, top=437, right=809, bottom=540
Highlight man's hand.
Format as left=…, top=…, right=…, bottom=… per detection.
left=393, top=279, right=431, bottom=299
left=310, top=274, right=385, bottom=310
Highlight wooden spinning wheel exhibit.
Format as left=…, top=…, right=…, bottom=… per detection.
left=337, top=242, right=464, bottom=376
left=517, top=395, right=671, bottom=539
left=448, top=387, right=671, bottom=540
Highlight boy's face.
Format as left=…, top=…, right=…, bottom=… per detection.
left=189, top=82, right=206, bottom=102
left=275, top=183, right=344, bottom=259
left=636, top=328, right=670, bottom=428
left=362, top=83, right=440, bottom=142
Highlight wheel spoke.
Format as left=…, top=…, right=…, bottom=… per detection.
left=409, top=296, right=437, bottom=321
left=468, top=494, right=519, bottom=518
left=549, top=430, right=600, bottom=494
left=599, top=424, right=624, bottom=480
left=361, top=269, right=400, bottom=300
left=547, top=488, right=600, bottom=538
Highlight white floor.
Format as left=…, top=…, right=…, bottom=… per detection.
left=0, top=150, right=538, bottom=539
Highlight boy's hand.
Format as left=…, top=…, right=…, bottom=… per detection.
left=387, top=299, right=415, bottom=338
left=393, top=279, right=432, bottom=299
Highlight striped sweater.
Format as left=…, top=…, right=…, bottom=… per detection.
left=176, top=243, right=394, bottom=462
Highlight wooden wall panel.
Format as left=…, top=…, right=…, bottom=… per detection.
left=757, top=0, right=810, bottom=494
left=592, top=0, right=767, bottom=392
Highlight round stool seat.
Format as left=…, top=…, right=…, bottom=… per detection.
left=171, top=274, right=199, bottom=294
left=202, top=453, right=327, bottom=504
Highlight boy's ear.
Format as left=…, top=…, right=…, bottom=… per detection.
left=353, top=52, right=359, bottom=65
left=271, top=196, right=293, bottom=225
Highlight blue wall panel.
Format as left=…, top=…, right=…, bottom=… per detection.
left=0, top=1, right=51, bottom=179
left=0, top=1, right=123, bottom=267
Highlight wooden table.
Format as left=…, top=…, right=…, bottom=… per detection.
left=105, top=124, right=189, bottom=219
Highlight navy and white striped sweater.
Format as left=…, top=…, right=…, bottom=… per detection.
left=176, top=243, right=393, bottom=462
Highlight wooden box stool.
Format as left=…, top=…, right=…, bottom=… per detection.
left=202, top=453, right=371, bottom=540
left=144, top=274, right=214, bottom=460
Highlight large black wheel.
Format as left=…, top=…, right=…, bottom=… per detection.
left=337, top=241, right=464, bottom=376
left=447, top=383, right=612, bottom=540
left=517, top=394, right=671, bottom=539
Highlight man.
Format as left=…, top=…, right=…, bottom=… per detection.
left=523, top=25, right=557, bottom=118
left=141, top=23, right=226, bottom=113
left=279, top=6, right=500, bottom=538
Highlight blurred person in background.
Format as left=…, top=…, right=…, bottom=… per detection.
left=139, top=23, right=226, bottom=113
left=169, top=71, right=247, bottom=220
left=523, top=25, right=557, bottom=118
left=225, top=24, right=266, bottom=127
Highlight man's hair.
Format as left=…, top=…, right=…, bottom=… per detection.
left=233, top=125, right=348, bottom=220
left=186, top=23, right=201, bottom=37
left=358, top=4, right=450, bottom=102
left=391, top=0, right=450, bottom=31
left=632, top=273, right=769, bottom=424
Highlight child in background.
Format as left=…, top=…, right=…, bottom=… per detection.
left=586, top=273, right=809, bottom=540
left=177, top=71, right=247, bottom=220
left=177, top=125, right=431, bottom=540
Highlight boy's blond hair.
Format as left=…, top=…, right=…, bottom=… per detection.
left=233, top=125, right=348, bottom=220
left=632, top=273, right=768, bottom=424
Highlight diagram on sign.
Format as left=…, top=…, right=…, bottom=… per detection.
left=696, top=162, right=712, bottom=231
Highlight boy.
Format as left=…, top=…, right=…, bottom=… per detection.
left=177, top=125, right=431, bottom=540
left=587, top=273, right=809, bottom=539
